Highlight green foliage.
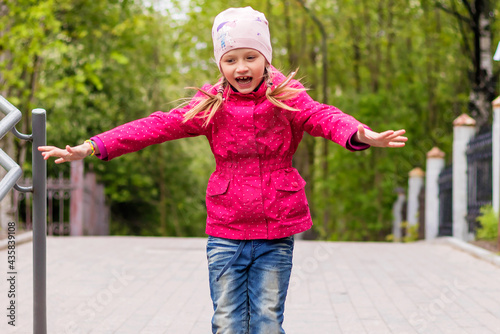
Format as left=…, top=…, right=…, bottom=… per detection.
left=385, top=222, right=418, bottom=243
left=402, top=222, right=420, bottom=243
left=476, top=205, right=499, bottom=241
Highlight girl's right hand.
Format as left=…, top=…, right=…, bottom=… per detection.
left=38, top=143, right=92, bottom=164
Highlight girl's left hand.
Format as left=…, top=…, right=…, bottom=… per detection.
left=355, top=125, right=407, bottom=148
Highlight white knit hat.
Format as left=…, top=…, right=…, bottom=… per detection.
left=212, top=7, right=272, bottom=71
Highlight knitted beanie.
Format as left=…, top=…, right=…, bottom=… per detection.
left=212, top=7, right=272, bottom=71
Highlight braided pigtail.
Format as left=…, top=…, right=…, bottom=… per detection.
left=183, top=78, right=228, bottom=127
left=265, top=67, right=305, bottom=111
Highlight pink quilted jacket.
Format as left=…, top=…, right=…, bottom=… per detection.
left=92, top=68, right=369, bottom=240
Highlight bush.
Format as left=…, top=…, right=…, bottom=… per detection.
left=402, top=221, right=420, bottom=242
left=476, top=205, right=499, bottom=241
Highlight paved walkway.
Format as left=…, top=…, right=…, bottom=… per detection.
left=2, top=236, right=500, bottom=334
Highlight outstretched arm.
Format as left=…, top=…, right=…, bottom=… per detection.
left=38, top=141, right=97, bottom=164
left=354, top=125, right=407, bottom=148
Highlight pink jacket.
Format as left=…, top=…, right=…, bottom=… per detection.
left=92, top=68, right=369, bottom=240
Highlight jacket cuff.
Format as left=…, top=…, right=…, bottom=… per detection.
left=90, top=136, right=108, bottom=160
left=346, top=127, right=371, bottom=151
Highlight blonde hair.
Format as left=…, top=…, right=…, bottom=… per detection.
left=183, top=66, right=305, bottom=127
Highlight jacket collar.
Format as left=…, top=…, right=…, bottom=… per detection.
left=225, top=79, right=267, bottom=100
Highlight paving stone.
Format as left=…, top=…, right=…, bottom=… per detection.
left=2, top=236, right=500, bottom=333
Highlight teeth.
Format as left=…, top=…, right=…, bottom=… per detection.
left=237, top=77, right=250, bottom=80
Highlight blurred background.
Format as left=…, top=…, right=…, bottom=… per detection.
left=1, top=0, right=499, bottom=241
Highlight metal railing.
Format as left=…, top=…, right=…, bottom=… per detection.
left=438, top=165, right=453, bottom=236
left=466, top=131, right=493, bottom=234
left=0, top=95, right=47, bottom=334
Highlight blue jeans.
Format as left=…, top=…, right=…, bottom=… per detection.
left=206, top=235, right=294, bottom=334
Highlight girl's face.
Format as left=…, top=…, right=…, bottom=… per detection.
left=220, top=48, right=266, bottom=94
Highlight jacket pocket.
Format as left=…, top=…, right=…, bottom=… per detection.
left=207, top=173, right=230, bottom=196
left=271, top=168, right=306, bottom=192
left=206, top=173, right=232, bottom=222
left=270, top=168, right=309, bottom=221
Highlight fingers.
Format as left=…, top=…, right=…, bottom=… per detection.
left=38, top=143, right=90, bottom=163
left=379, top=129, right=405, bottom=139
left=386, top=129, right=408, bottom=148
left=38, top=146, right=52, bottom=160
left=380, top=129, right=407, bottom=142
left=362, top=127, right=407, bottom=148
left=38, top=146, right=58, bottom=153
left=388, top=141, right=406, bottom=148
left=378, top=130, right=395, bottom=137
left=388, top=129, right=407, bottom=141
left=390, top=129, right=408, bottom=143
left=37, top=145, right=70, bottom=161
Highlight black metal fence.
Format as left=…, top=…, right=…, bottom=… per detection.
left=418, top=184, right=426, bottom=239
left=466, top=131, right=493, bottom=234
left=14, top=174, right=72, bottom=236
left=438, top=165, right=453, bottom=236
left=12, top=165, right=109, bottom=237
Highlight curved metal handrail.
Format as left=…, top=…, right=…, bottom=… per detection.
left=0, top=96, right=25, bottom=200
left=0, top=95, right=22, bottom=140
left=0, top=150, right=23, bottom=200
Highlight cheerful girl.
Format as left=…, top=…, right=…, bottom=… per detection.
left=40, top=7, right=407, bottom=334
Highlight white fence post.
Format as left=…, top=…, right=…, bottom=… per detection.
left=453, top=114, right=476, bottom=241
left=392, top=187, right=406, bottom=242
left=407, top=167, right=425, bottom=227
left=425, top=147, right=445, bottom=240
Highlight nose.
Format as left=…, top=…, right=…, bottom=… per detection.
left=236, top=63, right=248, bottom=73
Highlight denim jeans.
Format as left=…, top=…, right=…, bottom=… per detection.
left=206, top=235, right=294, bottom=334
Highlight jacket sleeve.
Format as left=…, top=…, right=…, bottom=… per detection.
left=288, top=81, right=370, bottom=152
left=91, top=89, right=210, bottom=161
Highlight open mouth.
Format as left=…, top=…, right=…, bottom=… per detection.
left=236, top=76, right=252, bottom=85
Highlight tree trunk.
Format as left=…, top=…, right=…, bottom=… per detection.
left=349, top=17, right=361, bottom=93
left=436, top=0, right=494, bottom=130
left=360, top=0, right=378, bottom=92
left=422, top=1, right=437, bottom=128
left=385, top=0, right=395, bottom=91
left=470, top=6, right=493, bottom=129
left=283, top=0, right=298, bottom=69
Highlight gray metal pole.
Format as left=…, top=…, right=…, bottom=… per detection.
left=32, top=109, right=47, bottom=334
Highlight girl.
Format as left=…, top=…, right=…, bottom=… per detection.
left=39, top=7, right=407, bottom=334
